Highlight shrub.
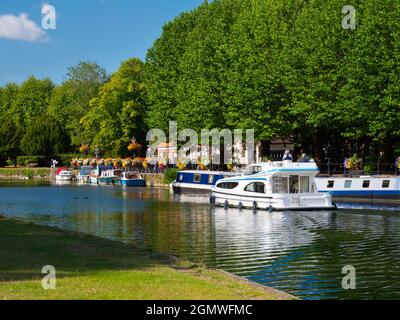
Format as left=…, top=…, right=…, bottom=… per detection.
left=16, top=156, right=46, bottom=167
left=55, top=154, right=81, bottom=166
left=163, top=168, right=178, bottom=184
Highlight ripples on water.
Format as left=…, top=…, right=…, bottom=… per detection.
left=1, top=180, right=400, bottom=300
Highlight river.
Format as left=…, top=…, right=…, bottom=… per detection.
left=1, top=180, right=399, bottom=300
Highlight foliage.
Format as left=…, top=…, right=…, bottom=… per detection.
left=10, top=76, right=54, bottom=130
left=55, top=153, right=81, bottom=166
left=20, top=114, right=69, bottom=158
left=81, top=58, right=147, bottom=157
left=346, top=154, right=362, bottom=171
left=145, top=0, right=400, bottom=162
left=0, top=115, right=22, bottom=157
left=163, top=168, right=178, bottom=184
left=16, top=156, right=46, bottom=167
left=48, top=61, right=108, bottom=147
left=0, top=168, right=49, bottom=178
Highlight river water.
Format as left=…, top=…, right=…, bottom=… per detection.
left=1, top=180, right=399, bottom=300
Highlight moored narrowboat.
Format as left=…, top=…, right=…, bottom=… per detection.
left=315, top=176, right=400, bottom=206
left=171, top=170, right=238, bottom=194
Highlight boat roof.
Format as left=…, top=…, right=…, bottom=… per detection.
left=219, top=161, right=319, bottom=181
left=250, top=161, right=319, bottom=171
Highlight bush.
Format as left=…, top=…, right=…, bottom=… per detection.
left=163, top=168, right=178, bottom=184
left=0, top=168, right=50, bottom=179
left=55, top=153, right=81, bottom=167
left=16, top=156, right=46, bottom=167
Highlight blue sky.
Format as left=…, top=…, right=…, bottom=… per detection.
left=0, top=0, right=203, bottom=85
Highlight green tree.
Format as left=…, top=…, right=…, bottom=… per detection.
left=48, top=61, right=108, bottom=147
left=20, top=114, right=68, bottom=157
left=10, top=76, right=54, bottom=130
left=0, top=115, right=22, bottom=158
left=81, top=58, right=147, bottom=157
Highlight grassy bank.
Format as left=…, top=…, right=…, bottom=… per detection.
left=0, top=218, right=293, bottom=300
left=0, top=168, right=50, bottom=179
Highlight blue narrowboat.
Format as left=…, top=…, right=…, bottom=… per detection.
left=171, top=170, right=238, bottom=194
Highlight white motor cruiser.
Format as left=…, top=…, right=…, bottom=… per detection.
left=210, top=161, right=336, bottom=211
left=55, top=170, right=74, bottom=181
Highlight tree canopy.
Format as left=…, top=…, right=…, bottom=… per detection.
left=145, top=0, right=400, bottom=161
left=1, top=0, right=400, bottom=164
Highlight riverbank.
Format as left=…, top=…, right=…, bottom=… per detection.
left=0, top=168, right=170, bottom=187
left=0, top=217, right=293, bottom=300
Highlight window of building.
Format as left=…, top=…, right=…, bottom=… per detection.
left=244, top=182, right=265, bottom=193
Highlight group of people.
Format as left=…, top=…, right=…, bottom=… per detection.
left=282, top=150, right=311, bottom=163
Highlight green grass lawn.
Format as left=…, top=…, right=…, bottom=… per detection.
left=0, top=217, right=293, bottom=300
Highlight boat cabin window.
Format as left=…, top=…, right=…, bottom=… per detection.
left=362, top=180, right=370, bottom=188
left=327, top=180, right=335, bottom=188
left=289, top=175, right=299, bottom=194
left=273, top=176, right=288, bottom=194
left=243, top=166, right=262, bottom=176
left=208, top=175, right=214, bottom=184
left=344, top=180, right=352, bottom=188
left=193, top=174, right=201, bottom=183
left=179, top=174, right=184, bottom=181
left=217, top=182, right=239, bottom=189
left=382, top=180, right=390, bottom=188
left=244, top=182, right=265, bottom=193
left=300, top=176, right=310, bottom=193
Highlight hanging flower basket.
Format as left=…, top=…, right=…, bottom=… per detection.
left=128, top=142, right=142, bottom=152
left=347, top=155, right=361, bottom=171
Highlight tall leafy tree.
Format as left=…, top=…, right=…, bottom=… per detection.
left=20, top=114, right=68, bottom=157
left=48, top=61, right=108, bottom=147
left=81, top=58, right=147, bottom=157
left=10, top=76, right=54, bottom=131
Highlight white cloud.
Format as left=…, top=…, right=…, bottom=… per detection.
left=0, top=13, right=47, bottom=42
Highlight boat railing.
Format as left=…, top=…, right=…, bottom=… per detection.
left=317, top=162, right=399, bottom=177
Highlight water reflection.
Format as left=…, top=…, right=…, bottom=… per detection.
left=1, top=181, right=400, bottom=299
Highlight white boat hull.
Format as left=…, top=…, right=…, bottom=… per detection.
left=55, top=175, right=73, bottom=181
left=211, top=191, right=335, bottom=211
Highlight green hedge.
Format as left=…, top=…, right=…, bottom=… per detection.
left=16, top=156, right=46, bottom=166
left=0, top=168, right=50, bottom=179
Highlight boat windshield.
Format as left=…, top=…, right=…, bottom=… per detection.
left=243, top=166, right=262, bottom=176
